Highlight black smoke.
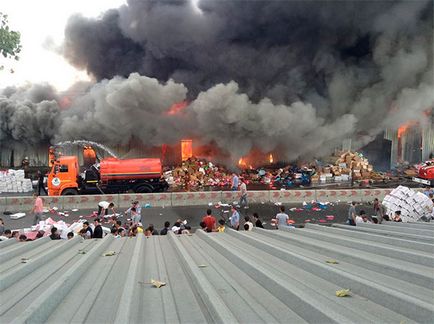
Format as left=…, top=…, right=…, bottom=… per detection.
left=1, top=0, right=433, bottom=164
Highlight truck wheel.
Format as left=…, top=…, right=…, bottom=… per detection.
left=62, top=188, right=78, bottom=195
left=135, top=185, right=152, bottom=193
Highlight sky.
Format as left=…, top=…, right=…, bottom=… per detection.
left=0, top=0, right=126, bottom=91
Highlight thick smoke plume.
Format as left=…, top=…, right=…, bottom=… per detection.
left=1, top=0, right=433, bottom=164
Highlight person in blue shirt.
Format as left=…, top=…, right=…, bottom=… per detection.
left=230, top=205, right=240, bottom=230
left=231, top=173, right=239, bottom=191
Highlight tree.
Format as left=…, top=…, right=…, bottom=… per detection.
left=0, top=12, right=21, bottom=71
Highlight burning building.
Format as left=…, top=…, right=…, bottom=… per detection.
left=384, top=110, right=434, bottom=168
left=1, top=1, right=433, bottom=170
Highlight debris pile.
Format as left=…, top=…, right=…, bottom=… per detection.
left=164, top=152, right=387, bottom=190
left=312, top=151, right=384, bottom=183
left=0, top=169, right=33, bottom=193
left=164, top=158, right=233, bottom=189
left=382, top=186, right=433, bottom=222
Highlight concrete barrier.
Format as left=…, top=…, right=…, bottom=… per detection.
left=118, top=194, right=151, bottom=208
left=4, top=196, right=34, bottom=212
left=247, top=191, right=270, bottom=204
left=173, top=191, right=222, bottom=206
left=269, top=190, right=281, bottom=203
left=315, top=189, right=360, bottom=203
left=360, top=189, right=386, bottom=202
left=122, top=193, right=172, bottom=209
left=221, top=191, right=240, bottom=204
left=171, top=192, right=196, bottom=206
left=43, top=196, right=63, bottom=209
left=1, top=187, right=426, bottom=210
left=151, top=193, right=172, bottom=207
left=280, top=190, right=316, bottom=203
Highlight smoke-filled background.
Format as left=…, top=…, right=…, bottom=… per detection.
left=1, top=0, right=433, bottom=165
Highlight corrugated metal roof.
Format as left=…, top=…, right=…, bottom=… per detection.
left=1, top=222, right=433, bottom=323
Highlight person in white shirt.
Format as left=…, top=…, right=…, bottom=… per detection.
left=243, top=216, right=253, bottom=231
left=239, top=178, right=248, bottom=208
left=275, top=206, right=289, bottom=229
left=356, top=210, right=368, bottom=224
left=97, top=201, right=115, bottom=217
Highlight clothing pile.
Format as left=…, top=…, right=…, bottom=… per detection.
left=0, top=169, right=33, bottom=193
left=382, top=186, right=433, bottom=222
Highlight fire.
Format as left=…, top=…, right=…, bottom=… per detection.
left=167, top=101, right=188, bottom=115
left=269, top=153, right=274, bottom=164
left=397, top=121, right=418, bottom=138
left=397, top=124, right=409, bottom=139
left=181, top=139, right=193, bottom=161
left=59, top=96, right=72, bottom=109
left=238, top=157, right=247, bottom=167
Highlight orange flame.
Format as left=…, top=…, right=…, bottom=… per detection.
left=181, top=139, right=193, bottom=161
left=397, top=121, right=418, bottom=138
left=238, top=158, right=247, bottom=167
left=269, top=154, right=274, bottom=164
left=167, top=101, right=188, bottom=115
left=397, top=125, right=409, bottom=139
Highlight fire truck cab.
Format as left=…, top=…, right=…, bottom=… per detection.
left=48, top=156, right=81, bottom=195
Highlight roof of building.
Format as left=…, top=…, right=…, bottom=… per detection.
left=1, top=222, right=433, bottom=323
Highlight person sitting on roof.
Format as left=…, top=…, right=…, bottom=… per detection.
left=50, top=227, right=61, bottom=240
left=160, top=221, right=171, bottom=235
left=253, top=213, right=264, bottom=228
left=217, top=219, right=226, bottom=232
left=393, top=211, right=403, bottom=222
left=355, top=210, right=366, bottom=224
left=129, top=226, right=138, bottom=237
left=181, top=225, right=191, bottom=234
left=202, top=209, right=216, bottom=232
left=93, top=219, right=103, bottom=238
left=0, top=229, right=12, bottom=241
left=274, top=206, right=289, bottom=229
left=244, top=216, right=253, bottom=231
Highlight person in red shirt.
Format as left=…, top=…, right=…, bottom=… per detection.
left=202, top=209, right=216, bottom=232
left=31, top=193, right=44, bottom=225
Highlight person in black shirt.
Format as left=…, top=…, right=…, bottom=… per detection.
left=50, top=227, right=61, bottom=240
left=37, top=170, right=48, bottom=196
left=160, top=221, right=170, bottom=235
left=93, top=219, right=103, bottom=238
left=253, top=213, right=264, bottom=228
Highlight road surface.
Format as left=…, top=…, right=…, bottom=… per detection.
left=3, top=201, right=376, bottom=232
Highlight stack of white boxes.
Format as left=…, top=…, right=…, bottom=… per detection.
left=382, top=185, right=434, bottom=222
left=0, top=170, right=33, bottom=193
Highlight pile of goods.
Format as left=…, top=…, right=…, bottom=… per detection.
left=164, top=158, right=233, bottom=189
left=0, top=169, right=33, bottom=193
left=312, top=151, right=384, bottom=183
left=382, top=186, right=433, bottom=222
left=394, top=162, right=419, bottom=177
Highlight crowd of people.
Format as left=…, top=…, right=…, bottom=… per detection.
left=346, top=200, right=407, bottom=226
left=2, top=187, right=433, bottom=243
left=0, top=200, right=267, bottom=242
